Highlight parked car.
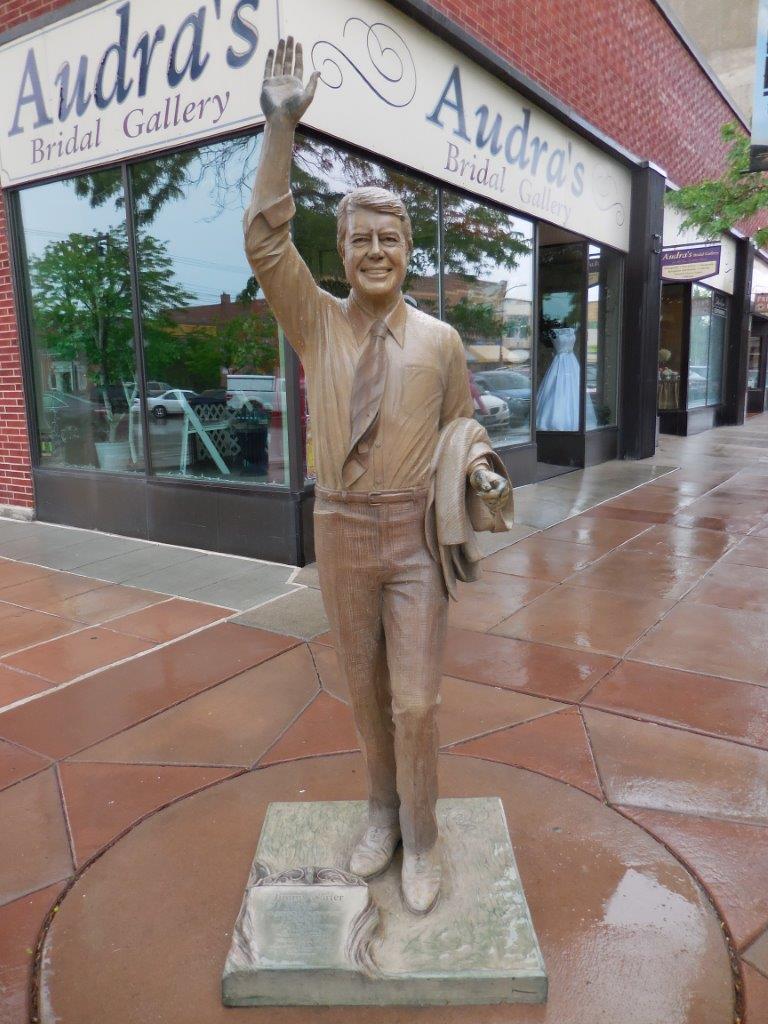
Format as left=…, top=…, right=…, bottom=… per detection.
left=132, top=389, right=197, bottom=419
left=473, top=390, right=510, bottom=429
left=473, top=369, right=531, bottom=425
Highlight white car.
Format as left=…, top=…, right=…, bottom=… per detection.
left=132, top=389, right=197, bottom=419
left=473, top=391, right=510, bottom=428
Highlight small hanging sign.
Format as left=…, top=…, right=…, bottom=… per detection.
left=661, top=244, right=721, bottom=283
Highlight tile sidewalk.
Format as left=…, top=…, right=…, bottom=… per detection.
left=1, top=413, right=768, bottom=1021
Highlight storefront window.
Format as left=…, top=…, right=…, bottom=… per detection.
left=442, top=191, right=533, bottom=446
left=131, top=133, right=290, bottom=486
left=659, top=284, right=685, bottom=411
left=586, top=245, right=622, bottom=429
left=19, top=171, right=144, bottom=473
left=537, top=243, right=584, bottom=431
left=688, top=285, right=727, bottom=410
left=748, top=334, right=761, bottom=389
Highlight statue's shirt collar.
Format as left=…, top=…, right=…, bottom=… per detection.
left=347, top=294, right=408, bottom=348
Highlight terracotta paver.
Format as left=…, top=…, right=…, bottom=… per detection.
left=35, top=756, right=734, bottom=1024
left=23, top=583, right=168, bottom=626
left=581, top=505, right=672, bottom=525
left=619, top=806, right=768, bottom=949
left=0, top=737, right=50, bottom=792
left=438, top=676, right=562, bottom=745
left=541, top=514, right=653, bottom=551
left=259, top=691, right=359, bottom=765
left=630, top=602, right=768, bottom=685
left=722, top=536, right=768, bottom=570
left=0, top=609, right=79, bottom=658
left=685, top=563, right=768, bottom=614
left=744, top=927, right=768, bottom=976
left=0, top=662, right=51, bottom=707
left=624, top=524, right=739, bottom=561
left=0, top=882, right=65, bottom=1024
left=670, top=510, right=759, bottom=534
left=67, top=644, right=319, bottom=767
left=740, top=962, right=768, bottom=1024
left=3, top=627, right=157, bottom=684
left=104, top=599, right=232, bottom=642
left=0, top=768, right=72, bottom=906
left=584, top=709, right=768, bottom=823
left=448, top=572, right=553, bottom=631
left=441, top=627, right=617, bottom=701
left=0, top=559, right=52, bottom=588
left=482, top=535, right=605, bottom=581
left=452, top=708, right=603, bottom=798
left=0, top=624, right=298, bottom=760
left=567, top=547, right=712, bottom=600
left=58, top=762, right=237, bottom=866
left=605, top=487, right=695, bottom=513
left=586, top=660, right=768, bottom=748
left=0, top=572, right=106, bottom=610
left=492, top=585, right=673, bottom=657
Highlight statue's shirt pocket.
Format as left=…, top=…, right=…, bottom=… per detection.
left=398, top=364, right=443, bottom=416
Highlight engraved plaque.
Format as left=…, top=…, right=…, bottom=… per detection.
left=224, top=865, right=378, bottom=985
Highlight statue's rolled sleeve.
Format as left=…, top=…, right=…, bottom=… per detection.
left=243, top=192, right=323, bottom=359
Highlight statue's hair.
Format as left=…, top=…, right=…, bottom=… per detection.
left=336, top=187, right=413, bottom=257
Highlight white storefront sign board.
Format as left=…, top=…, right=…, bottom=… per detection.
left=0, top=0, right=632, bottom=250
left=663, top=202, right=736, bottom=295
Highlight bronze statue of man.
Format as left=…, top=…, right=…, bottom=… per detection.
left=244, top=38, right=511, bottom=915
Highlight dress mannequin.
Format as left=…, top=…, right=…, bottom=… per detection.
left=536, top=327, right=596, bottom=430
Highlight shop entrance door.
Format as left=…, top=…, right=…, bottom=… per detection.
left=535, top=238, right=587, bottom=473
left=747, top=317, right=768, bottom=414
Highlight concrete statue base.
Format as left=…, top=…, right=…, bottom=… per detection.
left=221, top=798, right=547, bottom=1006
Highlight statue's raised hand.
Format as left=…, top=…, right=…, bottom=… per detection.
left=261, top=37, right=320, bottom=126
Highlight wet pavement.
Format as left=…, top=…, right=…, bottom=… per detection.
left=2, top=413, right=768, bottom=1022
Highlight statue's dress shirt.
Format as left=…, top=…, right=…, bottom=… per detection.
left=244, top=194, right=474, bottom=492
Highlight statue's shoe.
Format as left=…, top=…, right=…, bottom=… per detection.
left=401, top=845, right=441, bottom=915
left=349, top=824, right=401, bottom=879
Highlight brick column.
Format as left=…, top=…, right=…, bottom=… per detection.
left=0, top=190, right=34, bottom=513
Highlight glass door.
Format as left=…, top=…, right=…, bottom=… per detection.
left=536, top=242, right=586, bottom=435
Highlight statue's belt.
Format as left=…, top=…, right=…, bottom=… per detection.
left=315, top=486, right=427, bottom=505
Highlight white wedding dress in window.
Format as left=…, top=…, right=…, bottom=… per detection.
left=536, top=327, right=597, bottom=431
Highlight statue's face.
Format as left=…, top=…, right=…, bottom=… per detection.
left=342, top=208, right=408, bottom=306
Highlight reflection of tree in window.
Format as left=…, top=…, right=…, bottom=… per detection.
left=29, top=224, right=189, bottom=441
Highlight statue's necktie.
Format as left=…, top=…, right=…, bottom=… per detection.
left=342, top=318, right=389, bottom=488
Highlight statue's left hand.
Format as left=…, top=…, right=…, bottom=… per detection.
left=469, top=466, right=511, bottom=513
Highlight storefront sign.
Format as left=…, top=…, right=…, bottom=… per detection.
left=661, top=244, right=721, bottom=282
left=0, top=0, right=632, bottom=249
left=751, top=0, right=768, bottom=171
left=754, top=292, right=768, bottom=314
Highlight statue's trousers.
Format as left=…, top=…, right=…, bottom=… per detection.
left=313, top=487, right=447, bottom=854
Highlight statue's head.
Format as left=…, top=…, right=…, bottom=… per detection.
left=337, top=187, right=412, bottom=306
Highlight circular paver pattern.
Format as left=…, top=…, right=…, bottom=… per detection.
left=38, top=753, right=734, bottom=1023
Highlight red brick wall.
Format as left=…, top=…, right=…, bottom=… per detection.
left=0, top=189, right=34, bottom=509
left=0, top=0, right=756, bottom=509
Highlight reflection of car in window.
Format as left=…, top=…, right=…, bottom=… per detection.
left=472, top=389, right=510, bottom=429
left=473, top=369, right=531, bottom=425
left=131, top=389, right=197, bottom=419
